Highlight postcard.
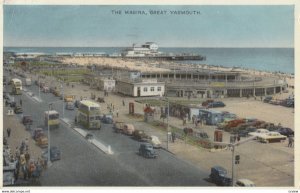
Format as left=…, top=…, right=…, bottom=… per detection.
left=1, top=0, right=299, bottom=192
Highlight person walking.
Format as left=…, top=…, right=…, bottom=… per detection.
left=288, top=135, right=294, bottom=147
left=20, top=99, right=22, bottom=106
left=122, top=100, right=125, bottom=106
left=25, top=151, right=30, bottom=164
left=116, top=109, right=119, bottom=117
left=171, top=132, right=176, bottom=143
left=7, top=127, right=11, bottom=138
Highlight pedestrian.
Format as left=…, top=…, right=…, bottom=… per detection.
left=15, top=147, right=20, bottom=160
left=28, top=161, right=36, bottom=179
left=25, top=151, right=30, bottom=164
left=7, top=127, right=11, bottom=138
left=237, top=135, right=241, bottom=142
left=20, top=99, right=22, bottom=106
left=116, top=109, right=119, bottom=117
left=113, top=105, right=114, bottom=111
left=260, top=96, right=263, bottom=101
left=25, top=138, right=29, bottom=151
left=288, top=135, right=294, bottom=147
left=122, top=100, right=125, bottom=106
left=192, top=116, right=195, bottom=124
left=171, top=132, right=176, bottom=143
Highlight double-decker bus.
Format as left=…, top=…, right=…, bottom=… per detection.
left=45, top=110, right=60, bottom=129
left=77, top=100, right=101, bottom=130
left=11, top=78, right=22, bottom=95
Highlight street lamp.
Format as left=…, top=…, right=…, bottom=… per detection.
left=38, top=76, right=41, bottom=100
left=61, top=78, right=65, bottom=119
left=47, top=103, right=52, bottom=167
left=160, top=97, right=170, bottom=150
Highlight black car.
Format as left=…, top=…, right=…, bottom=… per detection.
left=138, top=143, right=158, bottom=159
left=208, top=101, right=226, bottom=108
left=238, top=127, right=257, bottom=137
left=263, top=96, right=273, bottom=103
left=14, top=106, right=23, bottom=114
left=10, top=101, right=16, bottom=108
left=209, top=166, right=232, bottom=186
left=276, top=127, right=294, bottom=137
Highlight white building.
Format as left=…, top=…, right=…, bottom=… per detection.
left=122, top=42, right=160, bottom=57
left=98, top=78, right=116, bottom=92
left=116, top=79, right=165, bottom=97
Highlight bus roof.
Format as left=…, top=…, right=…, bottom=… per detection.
left=11, top=78, right=22, bottom=82
left=80, top=100, right=100, bottom=108
left=44, top=110, right=59, bottom=115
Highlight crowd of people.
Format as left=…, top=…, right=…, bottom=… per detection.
left=3, top=130, right=46, bottom=185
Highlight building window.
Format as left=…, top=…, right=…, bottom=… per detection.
left=150, top=87, right=154, bottom=92
left=143, top=87, right=148, bottom=92
left=157, top=87, right=161, bottom=91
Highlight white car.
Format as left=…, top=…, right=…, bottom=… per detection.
left=249, top=129, right=286, bottom=143
left=236, top=179, right=255, bottom=187
left=148, top=135, right=162, bottom=148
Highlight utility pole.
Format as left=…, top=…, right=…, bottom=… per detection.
left=167, top=97, right=170, bottom=150
left=62, top=77, right=65, bottom=119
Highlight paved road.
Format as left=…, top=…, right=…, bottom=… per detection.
left=5, top=72, right=214, bottom=186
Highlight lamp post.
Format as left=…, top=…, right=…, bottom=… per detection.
left=161, top=97, right=170, bottom=150
left=38, top=76, right=41, bottom=100
left=47, top=103, right=52, bottom=167
left=61, top=78, right=65, bottom=119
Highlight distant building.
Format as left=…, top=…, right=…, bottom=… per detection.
left=115, top=79, right=165, bottom=97
left=122, top=42, right=160, bottom=57
left=98, top=78, right=116, bottom=92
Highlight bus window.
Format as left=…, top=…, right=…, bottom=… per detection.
left=90, top=116, right=95, bottom=121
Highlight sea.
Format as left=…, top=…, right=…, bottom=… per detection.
left=4, top=47, right=294, bottom=74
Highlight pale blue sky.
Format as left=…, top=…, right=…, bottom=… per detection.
left=4, top=5, right=294, bottom=47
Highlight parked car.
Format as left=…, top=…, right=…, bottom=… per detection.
left=263, top=96, right=273, bottom=103
left=238, top=127, right=257, bottom=137
left=22, top=115, right=33, bottom=125
left=138, top=143, right=158, bottom=159
left=114, top=122, right=135, bottom=135
left=14, top=106, right=23, bottom=114
left=133, top=130, right=150, bottom=141
left=275, top=127, right=294, bottom=137
left=9, top=101, right=16, bottom=108
left=65, top=102, right=75, bottom=110
left=207, top=101, right=226, bottom=108
left=236, top=179, right=255, bottom=187
left=209, top=166, right=232, bottom=186
left=249, top=129, right=286, bottom=143
left=202, top=99, right=214, bottom=107
left=42, top=146, right=61, bottom=162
